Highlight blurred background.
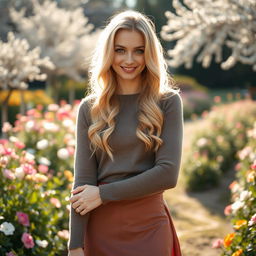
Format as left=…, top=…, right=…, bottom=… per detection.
left=0, top=1, right=255, bottom=256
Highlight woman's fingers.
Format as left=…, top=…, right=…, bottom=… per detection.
left=71, top=185, right=86, bottom=194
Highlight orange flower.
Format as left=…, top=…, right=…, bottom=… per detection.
left=224, top=233, right=235, bottom=247
left=247, top=170, right=255, bottom=183
left=232, top=249, right=243, bottom=256
left=64, top=170, right=73, bottom=182
left=234, top=219, right=247, bottom=229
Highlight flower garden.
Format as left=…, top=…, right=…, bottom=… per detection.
left=0, top=95, right=255, bottom=255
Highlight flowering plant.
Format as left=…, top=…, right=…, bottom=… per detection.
left=212, top=122, right=256, bottom=255
left=183, top=99, right=256, bottom=191
left=0, top=138, right=70, bottom=255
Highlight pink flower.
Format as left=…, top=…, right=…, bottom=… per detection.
left=21, top=232, right=34, bottom=249
left=0, top=139, right=8, bottom=145
left=38, top=164, right=49, bottom=174
left=251, top=160, right=256, bottom=170
left=6, top=252, right=16, bottom=256
left=57, top=230, right=69, bottom=240
left=2, top=122, right=12, bottom=132
left=14, top=141, right=25, bottom=149
left=2, top=169, right=15, bottom=180
left=248, top=213, right=256, bottom=226
left=50, top=198, right=61, bottom=208
left=16, top=212, right=30, bottom=227
left=224, top=205, right=232, bottom=216
left=21, top=164, right=37, bottom=175
left=212, top=238, right=223, bottom=248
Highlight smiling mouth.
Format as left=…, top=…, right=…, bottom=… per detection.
left=121, top=66, right=137, bottom=73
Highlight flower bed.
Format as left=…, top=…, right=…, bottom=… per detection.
left=0, top=139, right=70, bottom=255
left=212, top=121, right=256, bottom=255
left=183, top=100, right=256, bottom=191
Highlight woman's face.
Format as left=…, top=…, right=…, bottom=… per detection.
left=111, top=29, right=146, bottom=85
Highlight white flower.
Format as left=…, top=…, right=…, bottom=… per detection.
left=25, top=152, right=35, bottom=161
left=9, top=136, right=18, bottom=142
left=196, top=137, right=208, bottom=147
left=0, top=222, right=15, bottom=235
left=36, top=239, right=48, bottom=248
left=231, top=200, right=244, bottom=214
left=26, top=148, right=36, bottom=155
left=0, top=216, right=4, bottom=220
left=43, top=122, right=59, bottom=132
left=25, top=120, right=35, bottom=132
left=240, top=190, right=252, bottom=201
left=57, top=148, right=69, bottom=160
left=38, top=157, right=51, bottom=166
left=62, top=119, right=74, bottom=128
left=48, top=104, right=59, bottom=112
left=15, top=167, right=25, bottom=179
left=36, top=139, right=49, bottom=150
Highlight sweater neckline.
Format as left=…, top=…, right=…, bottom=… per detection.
left=116, top=92, right=141, bottom=97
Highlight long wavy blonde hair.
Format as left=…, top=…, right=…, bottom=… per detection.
left=86, top=10, right=179, bottom=161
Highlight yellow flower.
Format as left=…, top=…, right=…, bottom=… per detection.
left=234, top=219, right=247, bottom=229
left=232, top=249, right=243, bottom=256
left=224, top=233, right=235, bottom=247
left=64, top=170, right=73, bottom=182
left=247, top=170, right=255, bottom=182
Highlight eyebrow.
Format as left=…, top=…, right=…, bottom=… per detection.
left=114, top=44, right=145, bottom=49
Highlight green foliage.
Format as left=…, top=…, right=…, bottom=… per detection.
left=183, top=100, right=256, bottom=191
left=0, top=140, right=70, bottom=255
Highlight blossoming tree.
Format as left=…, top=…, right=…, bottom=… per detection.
left=161, top=0, right=256, bottom=71
left=0, top=32, right=54, bottom=133
left=10, top=0, right=101, bottom=103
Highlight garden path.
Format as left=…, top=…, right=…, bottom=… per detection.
left=164, top=119, right=234, bottom=256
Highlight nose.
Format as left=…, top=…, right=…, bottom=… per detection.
left=125, top=52, right=134, bottom=65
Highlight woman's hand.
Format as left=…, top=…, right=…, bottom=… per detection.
left=68, top=247, right=84, bottom=256
left=69, top=184, right=103, bottom=215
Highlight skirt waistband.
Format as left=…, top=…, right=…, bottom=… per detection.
left=97, top=181, right=109, bottom=186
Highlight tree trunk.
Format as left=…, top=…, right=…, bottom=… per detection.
left=68, top=87, right=75, bottom=105
left=47, top=74, right=59, bottom=103
left=20, top=89, right=26, bottom=115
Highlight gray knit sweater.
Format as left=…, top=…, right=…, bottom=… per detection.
left=68, top=91, right=184, bottom=249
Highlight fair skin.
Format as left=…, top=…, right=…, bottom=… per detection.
left=112, top=29, right=145, bottom=94
left=68, top=28, right=146, bottom=256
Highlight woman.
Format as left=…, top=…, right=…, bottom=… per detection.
left=68, top=10, right=183, bottom=256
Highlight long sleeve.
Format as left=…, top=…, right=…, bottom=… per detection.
left=98, top=92, right=183, bottom=203
left=68, top=99, right=98, bottom=250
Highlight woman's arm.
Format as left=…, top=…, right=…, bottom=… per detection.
left=98, top=93, right=184, bottom=204
left=68, top=99, right=98, bottom=250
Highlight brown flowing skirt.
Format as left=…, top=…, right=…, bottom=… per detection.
left=84, top=182, right=182, bottom=256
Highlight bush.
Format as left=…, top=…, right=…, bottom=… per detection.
left=0, top=139, right=70, bottom=255
left=212, top=122, right=256, bottom=255
left=183, top=99, right=256, bottom=191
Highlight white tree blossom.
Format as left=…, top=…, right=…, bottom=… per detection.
left=161, top=0, right=256, bottom=71
left=0, top=32, right=54, bottom=130
left=0, top=32, right=53, bottom=90
left=10, top=0, right=100, bottom=82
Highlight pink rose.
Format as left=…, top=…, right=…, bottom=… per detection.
left=21, top=232, right=34, bottom=249
left=16, top=212, right=30, bottom=227
left=38, top=164, right=49, bottom=174
left=22, top=164, right=37, bottom=175
left=57, top=230, right=69, bottom=240
left=6, top=252, right=16, bottom=256
left=2, top=169, right=15, bottom=180
left=50, top=198, right=61, bottom=208
left=212, top=238, right=223, bottom=248
left=224, top=205, right=232, bottom=216
left=14, top=141, right=25, bottom=149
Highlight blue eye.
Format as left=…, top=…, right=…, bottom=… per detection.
left=115, top=48, right=125, bottom=53
left=136, top=49, right=144, bottom=54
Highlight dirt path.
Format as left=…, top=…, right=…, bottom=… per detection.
left=163, top=119, right=234, bottom=256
